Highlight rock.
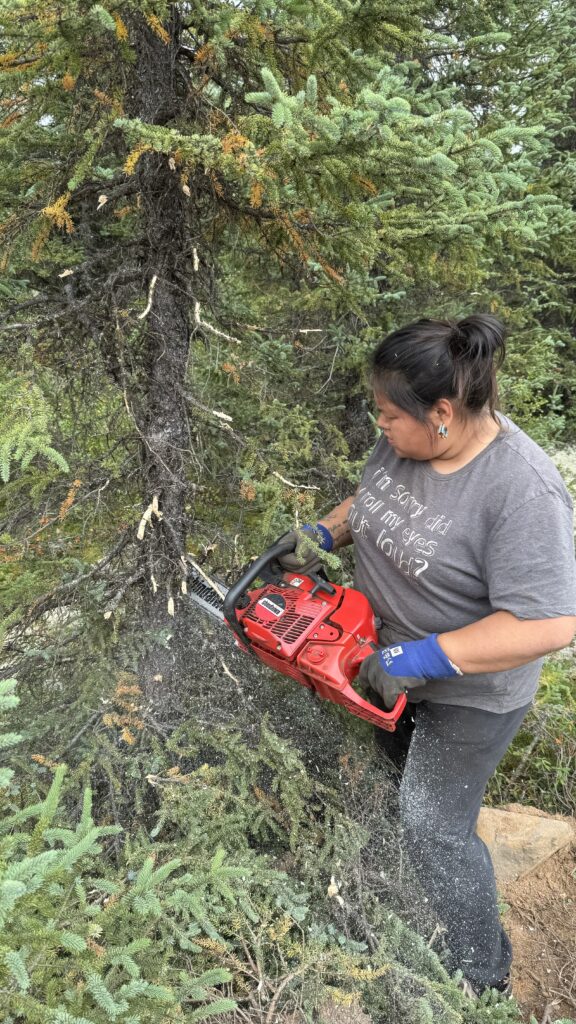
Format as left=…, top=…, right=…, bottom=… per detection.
left=477, top=804, right=576, bottom=885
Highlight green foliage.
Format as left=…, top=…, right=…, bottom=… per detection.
left=1, top=677, right=540, bottom=1024
left=0, top=375, right=69, bottom=484
left=0, top=682, right=237, bottom=1023
left=88, top=4, right=117, bottom=34
left=499, top=331, right=567, bottom=444
left=149, top=717, right=366, bottom=872
left=0, top=679, right=21, bottom=789
left=5, top=626, right=565, bottom=1023
left=1, top=0, right=576, bottom=593
left=489, top=657, right=576, bottom=815
left=109, top=721, right=535, bottom=1024
left=428, top=0, right=576, bottom=441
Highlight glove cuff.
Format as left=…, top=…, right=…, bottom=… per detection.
left=302, top=522, right=334, bottom=552
left=378, top=634, right=462, bottom=680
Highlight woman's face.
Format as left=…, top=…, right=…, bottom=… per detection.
left=374, top=392, right=438, bottom=460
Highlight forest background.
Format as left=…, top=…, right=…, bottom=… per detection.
left=1, top=2, right=575, bottom=1023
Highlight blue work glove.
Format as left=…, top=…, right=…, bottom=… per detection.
left=357, top=655, right=422, bottom=709
left=379, top=634, right=461, bottom=679
left=275, top=523, right=333, bottom=573
left=358, top=634, right=461, bottom=710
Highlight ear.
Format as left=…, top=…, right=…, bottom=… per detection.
left=431, top=398, right=455, bottom=425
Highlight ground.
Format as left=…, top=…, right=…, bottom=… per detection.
left=504, top=840, right=576, bottom=1022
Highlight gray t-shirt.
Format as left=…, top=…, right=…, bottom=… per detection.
left=349, top=417, right=576, bottom=712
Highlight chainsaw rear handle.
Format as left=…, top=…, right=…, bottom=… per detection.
left=348, top=643, right=409, bottom=724
left=223, top=539, right=297, bottom=646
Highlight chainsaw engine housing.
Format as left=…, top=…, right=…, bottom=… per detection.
left=231, top=572, right=404, bottom=730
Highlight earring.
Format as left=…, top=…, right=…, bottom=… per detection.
left=438, top=423, right=448, bottom=439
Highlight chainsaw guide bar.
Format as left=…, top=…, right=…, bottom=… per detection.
left=186, top=564, right=227, bottom=620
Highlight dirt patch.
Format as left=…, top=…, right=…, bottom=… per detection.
left=503, top=840, right=576, bottom=1021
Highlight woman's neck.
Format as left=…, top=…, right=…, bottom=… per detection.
left=430, top=414, right=501, bottom=474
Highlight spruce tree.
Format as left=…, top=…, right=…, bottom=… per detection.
left=2, top=1, right=570, bottom=702
left=420, top=0, right=576, bottom=441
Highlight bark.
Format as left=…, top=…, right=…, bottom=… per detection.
left=124, top=7, right=193, bottom=696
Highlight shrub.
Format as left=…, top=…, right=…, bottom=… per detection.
left=0, top=680, right=539, bottom=1024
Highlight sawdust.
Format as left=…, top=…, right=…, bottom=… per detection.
left=503, top=839, right=576, bottom=1021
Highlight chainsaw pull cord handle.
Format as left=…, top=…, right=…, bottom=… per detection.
left=223, top=539, right=297, bottom=648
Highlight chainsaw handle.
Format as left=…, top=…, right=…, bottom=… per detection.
left=348, top=643, right=408, bottom=725
left=223, top=539, right=296, bottom=645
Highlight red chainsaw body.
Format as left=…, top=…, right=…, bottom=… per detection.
left=230, top=573, right=406, bottom=731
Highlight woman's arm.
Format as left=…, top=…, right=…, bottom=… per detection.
left=318, top=495, right=356, bottom=550
left=438, top=611, right=576, bottom=674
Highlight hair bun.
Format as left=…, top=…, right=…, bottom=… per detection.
left=449, top=314, right=506, bottom=367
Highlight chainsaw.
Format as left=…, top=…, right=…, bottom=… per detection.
left=187, top=538, right=407, bottom=732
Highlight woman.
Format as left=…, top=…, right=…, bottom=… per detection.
left=279, top=314, right=576, bottom=997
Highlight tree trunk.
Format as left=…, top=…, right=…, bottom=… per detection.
left=125, top=8, right=193, bottom=697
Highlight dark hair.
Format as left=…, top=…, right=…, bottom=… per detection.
left=370, top=314, right=506, bottom=421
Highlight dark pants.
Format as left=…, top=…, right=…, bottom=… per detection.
left=376, top=699, right=530, bottom=990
